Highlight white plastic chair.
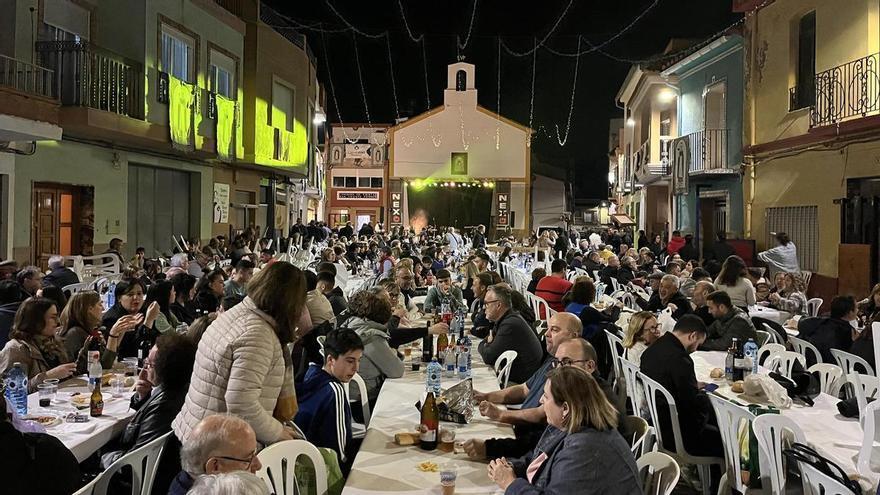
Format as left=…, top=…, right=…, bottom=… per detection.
left=708, top=395, right=757, bottom=495
left=62, top=282, right=91, bottom=296
left=494, top=350, right=518, bottom=389
left=605, top=330, right=625, bottom=384
left=805, top=297, right=823, bottom=317
left=316, top=335, right=326, bottom=358
left=636, top=451, right=681, bottom=495
left=858, top=398, right=880, bottom=479
left=752, top=414, right=807, bottom=495
left=799, top=461, right=856, bottom=495
left=639, top=372, right=723, bottom=495
left=531, top=295, right=551, bottom=322
left=619, top=358, right=644, bottom=418
left=788, top=336, right=823, bottom=364
left=807, top=363, right=843, bottom=396
left=754, top=330, right=772, bottom=347
left=345, top=373, right=371, bottom=440
left=76, top=431, right=171, bottom=495
left=830, top=348, right=875, bottom=376
left=256, top=440, right=328, bottom=495
left=757, top=343, right=786, bottom=367
left=766, top=351, right=806, bottom=378
left=846, top=372, right=880, bottom=425
left=622, top=415, right=651, bottom=457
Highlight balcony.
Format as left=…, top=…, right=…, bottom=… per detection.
left=213, top=0, right=243, bottom=16
left=0, top=55, right=55, bottom=100
left=679, top=129, right=736, bottom=175
left=789, top=85, right=815, bottom=112
left=811, top=52, right=880, bottom=128
left=36, top=41, right=144, bottom=120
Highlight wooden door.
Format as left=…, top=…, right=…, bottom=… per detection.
left=32, top=183, right=80, bottom=268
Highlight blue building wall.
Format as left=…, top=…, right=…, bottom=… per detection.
left=674, top=36, right=745, bottom=237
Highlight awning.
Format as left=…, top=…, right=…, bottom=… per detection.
left=611, top=213, right=636, bottom=226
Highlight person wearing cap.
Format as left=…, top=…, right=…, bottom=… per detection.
left=640, top=315, right=723, bottom=476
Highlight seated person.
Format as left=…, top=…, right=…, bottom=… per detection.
left=690, top=281, right=716, bottom=327
left=423, top=269, right=464, bottom=313
left=486, top=366, right=640, bottom=494
left=470, top=272, right=496, bottom=338
left=317, top=270, right=347, bottom=317
left=0, top=390, right=81, bottom=495
left=573, top=278, right=621, bottom=340
left=101, top=333, right=197, bottom=467
left=464, top=313, right=581, bottom=460
left=768, top=272, right=809, bottom=316
left=797, top=295, right=858, bottom=365
left=188, top=472, right=269, bottom=495
left=622, top=311, right=660, bottom=367
left=393, top=266, right=419, bottom=312
left=641, top=315, right=723, bottom=460
left=295, top=328, right=363, bottom=473
left=701, top=290, right=758, bottom=351
left=223, top=259, right=255, bottom=299
left=535, top=260, right=573, bottom=314
left=339, top=290, right=405, bottom=405
left=303, top=271, right=335, bottom=327
left=563, top=276, right=593, bottom=315
left=477, top=285, right=544, bottom=385
left=169, top=415, right=263, bottom=495
left=680, top=267, right=711, bottom=299
left=637, top=274, right=692, bottom=320
left=526, top=268, right=546, bottom=294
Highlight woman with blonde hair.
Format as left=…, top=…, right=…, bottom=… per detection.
left=622, top=311, right=660, bottom=366
left=487, top=366, right=640, bottom=494
left=173, top=261, right=306, bottom=445
left=59, top=291, right=141, bottom=373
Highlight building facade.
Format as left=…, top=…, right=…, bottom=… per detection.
left=739, top=0, right=880, bottom=291
left=663, top=34, right=745, bottom=257
left=325, top=124, right=389, bottom=230
left=389, top=62, right=532, bottom=237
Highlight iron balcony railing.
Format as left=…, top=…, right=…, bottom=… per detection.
left=683, top=128, right=732, bottom=173
left=789, top=85, right=815, bottom=112
left=36, top=41, right=144, bottom=119
left=0, top=54, right=55, bottom=99
left=812, top=52, right=880, bottom=127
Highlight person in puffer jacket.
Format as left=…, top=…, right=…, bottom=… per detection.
left=294, top=328, right=363, bottom=474
left=172, top=262, right=306, bottom=446
left=340, top=290, right=405, bottom=406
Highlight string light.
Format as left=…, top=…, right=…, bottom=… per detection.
left=396, top=0, right=424, bottom=43
left=527, top=37, right=537, bottom=148
left=555, top=36, right=580, bottom=146
left=495, top=36, right=502, bottom=151
left=500, top=0, right=574, bottom=57
left=351, top=32, right=372, bottom=125
left=324, top=0, right=385, bottom=39
left=385, top=33, right=401, bottom=121
left=456, top=0, right=479, bottom=52
left=421, top=37, right=431, bottom=110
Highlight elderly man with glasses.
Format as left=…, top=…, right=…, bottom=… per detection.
left=477, top=285, right=544, bottom=385
left=168, top=415, right=262, bottom=495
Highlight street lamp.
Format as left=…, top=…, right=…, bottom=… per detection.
left=313, top=110, right=326, bottom=125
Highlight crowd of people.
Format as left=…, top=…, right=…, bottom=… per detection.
left=0, top=221, right=875, bottom=494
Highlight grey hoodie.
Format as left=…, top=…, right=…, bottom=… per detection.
left=342, top=316, right=405, bottom=404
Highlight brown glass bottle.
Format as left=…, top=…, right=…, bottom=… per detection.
left=419, top=391, right=439, bottom=450
left=90, top=380, right=104, bottom=417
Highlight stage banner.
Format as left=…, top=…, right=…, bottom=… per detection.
left=494, top=181, right=511, bottom=228
left=388, top=179, right=403, bottom=227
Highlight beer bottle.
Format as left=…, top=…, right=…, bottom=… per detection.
left=90, top=380, right=104, bottom=417
left=421, top=328, right=434, bottom=364
left=436, top=332, right=449, bottom=365
left=419, top=391, right=439, bottom=450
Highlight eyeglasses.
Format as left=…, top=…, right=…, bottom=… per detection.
left=550, top=357, right=590, bottom=369
left=214, top=448, right=259, bottom=467
left=483, top=299, right=502, bottom=307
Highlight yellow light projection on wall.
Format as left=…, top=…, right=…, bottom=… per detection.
left=254, top=96, right=308, bottom=171
left=169, top=77, right=195, bottom=148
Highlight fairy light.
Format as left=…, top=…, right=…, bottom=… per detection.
left=456, top=0, right=479, bottom=52
left=555, top=36, right=581, bottom=146
left=351, top=32, right=372, bottom=125
left=396, top=0, right=424, bottom=43
left=495, top=36, right=502, bottom=151
left=500, top=0, right=574, bottom=57
left=385, top=33, right=401, bottom=121
left=527, top=37, right=537, bottom=148
left=421, top=38, right=431, bottom=110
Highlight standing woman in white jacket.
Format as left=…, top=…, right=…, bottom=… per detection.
left=173, top=262, right=306, bottom=447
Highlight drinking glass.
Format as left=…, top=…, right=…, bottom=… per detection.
left=37, top=383, right=56, bottom=407
left=440, top=463, right=458, bottom=495
left=111, top=373, right=126, bottom=396
left=122, top=358, right=139, bottom=375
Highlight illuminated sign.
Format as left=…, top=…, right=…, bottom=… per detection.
left=390, top=192, right=402, bottom=225
left=336, top=191, right=380, bottom=201
left=496, top=193, right=509, bottom=226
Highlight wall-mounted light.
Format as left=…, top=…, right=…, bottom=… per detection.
left=657, top=88, right=676, bottom=103
left=626, top=117, right=635, bottom=127
left=313, top=110, right=326, bottom=125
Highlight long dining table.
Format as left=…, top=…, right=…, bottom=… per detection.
left=342, top=339, right=513, bottom=494
left=692, top=351, right=879, bottom=491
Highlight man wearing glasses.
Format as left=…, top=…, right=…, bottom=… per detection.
left=169, top=415, right=262, bottom=495
left=477, top=285, right=544, bottom=385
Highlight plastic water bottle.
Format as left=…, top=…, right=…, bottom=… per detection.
left=106, top=282, right=117, bottom=308
left=88, top=351, right=102, bottom=390
left=3, top=363, right=28, bottom=416
left=458, top=334, right=472, bottom=379
left=743, top=338, right=759, bottom=376
left=426, top=358, right=442, bottom=395
left=444, top=346, right=456, bottom=378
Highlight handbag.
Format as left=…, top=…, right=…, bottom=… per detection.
left=768, top=369, right=820, bottom=406
left=782, top=443, right=861, bottom=494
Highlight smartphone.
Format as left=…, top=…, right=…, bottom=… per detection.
left=703, top=383, right=719, bottom=393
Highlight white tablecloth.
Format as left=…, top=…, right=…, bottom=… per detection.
left=25, top=377, right=135, bottom=462
left=748, top=305, right=791, bottom=327
left=343, top=359, right=512, bottom=494
left=693, top=351, right=878, bottom=490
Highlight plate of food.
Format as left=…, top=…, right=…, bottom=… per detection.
left=23, top=414, right=62, bottom=427
left=416, top=460, right=439, bottom=473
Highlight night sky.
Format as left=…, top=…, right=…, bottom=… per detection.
left=265, top=0, right=741, bottom=200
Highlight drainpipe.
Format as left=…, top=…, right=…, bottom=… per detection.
left=266, top=177, right=277, bottom=241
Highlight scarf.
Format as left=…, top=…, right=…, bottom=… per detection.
left=31, top=335, right=70, bottom=369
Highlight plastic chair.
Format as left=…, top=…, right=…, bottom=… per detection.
left=345, top=373, right=371, bottom=440
left=708, top=395, right=757, bottom=495
left=752, top=414, right=807, bottom=495
left=754, top=330, right=772, bottom=347
left=846, top=373, right=880, bottom=426
left=766, top=351, right=806, bottom=378
left=636, top=451, right=681, bottom=495
left=532, top=295, right=551, bottom=322
left=62, top=282, right=92, bottom=296
left=757, top=343, right=786, bottom=367
left=805, top=297, right=823, bottom=317
left=788, top=336, right=823, bottom=364
left=621, top=415, right=649, bottom=457
left=830, top=348, right=875, bottom=376
left=256, top=440, right=328, bottom=495
left=807, top=363, right=843, bottom=396
left=858, top=398, right=880, bottom=478
left=316, top=335, right=326, bottom=358
left=799, top=461, right=857, bottom=495
left=494, top=350, right=518, bottom=389
left=639, top=372, right=723, bottom=495
left=78, top=431, right=171, bottom=495
left=619, top=358, right=644, bottom=417
left=605, top=330, right=625, bottom=383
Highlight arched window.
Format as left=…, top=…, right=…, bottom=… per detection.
left=456, top=70, right=467, bottom=91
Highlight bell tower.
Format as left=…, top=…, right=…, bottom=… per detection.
left=443, top=62, right=477, bottom=107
